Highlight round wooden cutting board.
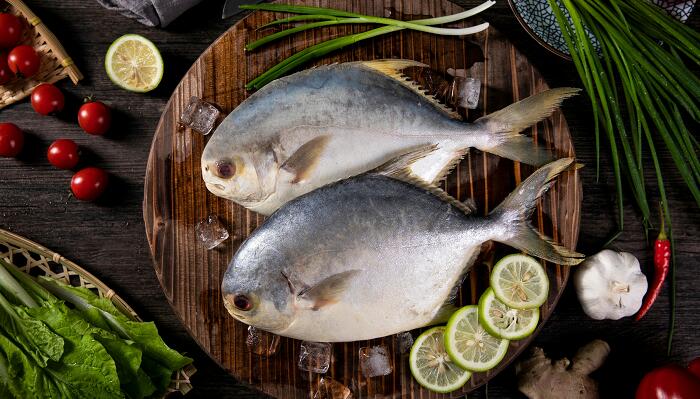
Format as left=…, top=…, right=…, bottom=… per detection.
left=144, top=1, right=581, bottom=397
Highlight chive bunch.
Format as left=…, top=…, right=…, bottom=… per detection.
left=547, top=0, right=699, bottom=352
left=242, top=1, right=495, bottom=89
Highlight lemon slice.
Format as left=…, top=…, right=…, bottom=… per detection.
left=409, top=327, right=471, bottom=393
left=478, top=288, right=540, bottom=340
left=490, top=254, right=550, bottom=309
left=444, top=305, right=509, bottom=372
left=105, top=34, right=163, bottom=92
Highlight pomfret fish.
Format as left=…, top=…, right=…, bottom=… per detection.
left=202, top=59, right=579, bottom=215
left=221, top=155, right=583, bottom=342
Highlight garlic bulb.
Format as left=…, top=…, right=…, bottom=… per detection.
left=574, top=250, right=648, bottom=320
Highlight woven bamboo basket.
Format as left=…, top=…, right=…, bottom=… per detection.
left=0, top=228, right=196, bottom=397
left=0, top=0, right=83, bottom=109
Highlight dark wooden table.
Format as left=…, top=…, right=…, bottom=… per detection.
left=0, top=1, right=697, bottom=397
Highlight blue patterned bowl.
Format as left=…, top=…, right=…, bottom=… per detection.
left=507, top=0, right=697, bottom=60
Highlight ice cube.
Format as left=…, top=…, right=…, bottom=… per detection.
left=195, top=215, right=229, bottom=249
left=179, top=96, right=221, bottom=135
left=393, top=332, right=414, bottom=355
left=359, top=345, right=393, bottom=377
left=246, top=326, right=280, bottom=357
left=313, top=377, right=352, bottom=399
left=451, top=77, right=481, bottom=110
left=298, top=341, right=332, bottom=373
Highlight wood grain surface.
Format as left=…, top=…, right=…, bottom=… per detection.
left=0, top=1, right=697, bottom=398
left=143, top=1, right=581, bottom=397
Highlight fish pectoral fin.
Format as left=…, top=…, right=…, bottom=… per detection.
left=280, top=135, right=331, bottom=184
left=297, top=270, right=361, bottom=311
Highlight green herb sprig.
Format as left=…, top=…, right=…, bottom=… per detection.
left=242, top=1, right=495, bottom=89
left=547, top=0, right=699, bottom=353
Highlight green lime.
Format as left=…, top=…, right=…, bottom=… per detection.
left=105, top=34, right=163, bottom=92
left=444, top=305, right=509, bottom=372
left=490, top=254, right=549, bottom=310
left=478, top=288, right=539, bottom=340
left=409, top=327, right=471, bottom=393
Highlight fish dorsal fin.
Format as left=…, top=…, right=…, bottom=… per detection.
left=280, top=135, right=330, bottom=184
left=360, top=59, right=461, bottom=120
left=374, top=147, right=477, bottom=216
left=297, top=270, right=361, bottom=311
left=429, top=148, right=470, bottom=185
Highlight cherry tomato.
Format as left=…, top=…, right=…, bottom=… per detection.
left=71, top=167, right=108, bottom=201
left=0, top=53, right=13, bottom=84
left=47, top=139, right=79, bottom=170
left=0, top=13, right=22, bottom=49
left=78, top=101, right=111, bottom=135
left=689, top=358, right=700, bottom=379
left=0, top=122, right=23, bottom=157
left=31, top=83, right=64, bottom=115
left=7, top=45, right=40, bottom=78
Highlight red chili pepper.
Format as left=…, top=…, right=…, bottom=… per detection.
left=635, top=205, right=671, bottom=320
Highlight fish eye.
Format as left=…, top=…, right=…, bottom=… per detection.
left=233, top=294, right=252, bottom=311
left=215, top=160, right=236, bottom=179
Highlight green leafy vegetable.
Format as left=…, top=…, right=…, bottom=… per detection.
left=0, top=259, right=192, bottom=398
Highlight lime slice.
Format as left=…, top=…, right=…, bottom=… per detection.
left=490, top=254, right=549, bottom=310
left=409, top=327, right=471, bottom=393
left=444, top=305, right=509, bottom=372
left=105, top=34, right=163, bottom=92
left=478, top=288, right=540, bottom=340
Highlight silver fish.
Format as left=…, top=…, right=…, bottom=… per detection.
left=202, top=59, right=579, bottom=215
left=221, top=155, right=583, bottom=342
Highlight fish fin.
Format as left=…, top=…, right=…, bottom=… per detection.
left=297, top=270, right=361, bottom=311
left=373, top=146, right=477, bottom=215
left=280, top=135, right=331, bottom=184
left=463, top=198, right=478, bottom=213
left=475, top=88, right=580, bottom=166
left=489, top=158, right=585, bottom=265
left=361, top=59, right=461, bottom=120
left=372, top=144, right=439, bottom=178
left=429, top=147, right=470, bottom=185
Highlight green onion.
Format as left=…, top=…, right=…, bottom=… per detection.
left=242, top=1, right=495, bottom=89
left=547, top=0, right=699, bottom=353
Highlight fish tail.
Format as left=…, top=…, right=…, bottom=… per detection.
left=489, top=157, right=585, bottom=265
left=475, top=88, right=580, bottom=166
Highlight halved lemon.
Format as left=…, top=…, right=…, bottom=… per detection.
left=478, top=288, right=540, bottom=340
left=105, top=34, right=163, bottom=92
left=444, top=305, right=509, bottom=372
left=490, top=254, right=549, bottom=310
left=409, top=327, right=471, bottom=393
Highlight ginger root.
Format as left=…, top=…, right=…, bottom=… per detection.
left=515, top=339, right=610, bottom=399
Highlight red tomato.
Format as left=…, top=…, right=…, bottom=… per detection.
left=0, top=122, right=23, bottom=157
left=689, top=358, right=700, bottom=380
left=47, top=139, right=79, bottom=170
left=636, top=365, right=700, bottom=399
left=0, top=13, right=22, bottom=49
left=7, top=45, right=40, bottom=78
left=71, top=167, right=108, bottom=201
left=78, top=101, right=111, bottom=135
left=0, top=53, right=13, bottom=84
left=31, top=83, right=64, bottom=115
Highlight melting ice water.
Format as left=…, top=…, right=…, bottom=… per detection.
left=313, top=377, right=351, bottom=399
left=195, top=215, right=229, bottom=249
left=359, top=345, right=393, bottom=378
left=298, top=341, right=332, bottom=373
left=246, top=326, right=280, bottom=357
left=394, top=331, right=414, bottom=355
left=179, top=96, right=221, bottom=135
